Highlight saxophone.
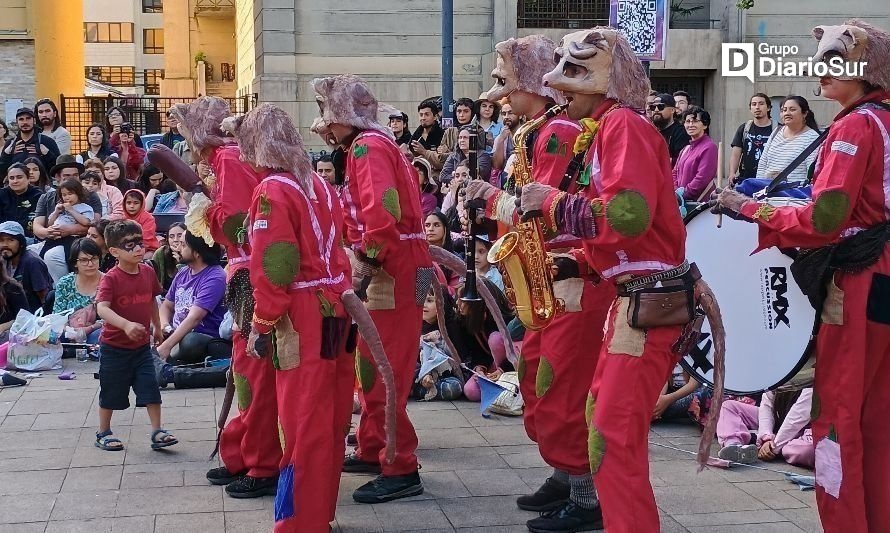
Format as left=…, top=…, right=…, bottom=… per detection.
left=487, top=104, right=568, bottom=331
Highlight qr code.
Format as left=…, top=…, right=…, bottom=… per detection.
left=616, top=1, right=658, bottom=56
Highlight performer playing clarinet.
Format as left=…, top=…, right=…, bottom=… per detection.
left=311, top=75, right=434, bottom=504
left=718, top=20, right=890, bottom=533
left=464, top=35, right=614, bottom=532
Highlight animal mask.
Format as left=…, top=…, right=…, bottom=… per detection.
left=543, top=28, right=650, bottom=111
left=812, top=19, right=890, bottom=89
left=482, top=36, right=563, bottom=104
left=311, top=75, right=394, bottom=140
left=168, top=96, right=233, bottom=156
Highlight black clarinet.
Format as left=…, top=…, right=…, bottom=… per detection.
left=462, top=121, right=482, bottom=302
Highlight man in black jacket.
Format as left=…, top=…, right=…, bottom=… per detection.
left=410, top=99, right=444, bottom=153
left=160, top=110, right=186, bottom=149
left=649, top=93, right=689, bottom=166
left=0, top=108, right=60, bottom=177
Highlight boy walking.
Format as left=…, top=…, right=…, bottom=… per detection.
left=94, top=220, right=178, bottom=451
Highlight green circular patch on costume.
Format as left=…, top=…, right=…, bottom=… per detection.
left=278, top=420, right=286, bottom=452
left=516, top=355, right=526, bottom=382
left=262, top=242, right=300, bottom=287
left=811, top=191, right=850, bottom=234
left=382, top=188, right=402, bottom=222
left=233, top=372, right=252, bottom=411
left=605, top=190, right=650, bottom=237
left=811, top=391, right=821, bottom=421
left=585, top=393, right=596, bottom=425
left=222, top=212, right=248, bottom=245
left=588, top=424, right=606, bottom=474
left=535, top=357, right=554, bottom=398
left=355, top=352, right=376, bottom=393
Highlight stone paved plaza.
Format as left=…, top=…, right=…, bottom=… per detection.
left=0, top=359, right=822, bottom=532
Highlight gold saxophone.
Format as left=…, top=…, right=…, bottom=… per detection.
left=487, top=104, right=568, bottom=331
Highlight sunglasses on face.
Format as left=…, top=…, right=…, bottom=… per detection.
left=118, top=239, right=144, bottom=252
left=647, top=104, right=667, bottom=111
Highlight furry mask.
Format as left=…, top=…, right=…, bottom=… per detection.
left=812, top=19, right=890, bottom=89
left=482, top=36, right=563, bottom=104
left=169, top=96, right=233, bottom=156
left=227, top=103, right=315, bottom=196
left=542, top=28, right=650, bottom=111
left=311, top=75, right=394, bottom=140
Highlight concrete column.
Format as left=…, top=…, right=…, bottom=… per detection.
left=33, top=0, right=84, bottom=99
left=161, top=0, right=196, bottom=96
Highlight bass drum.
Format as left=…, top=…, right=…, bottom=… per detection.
left=680, top=202, right=816, bottom=395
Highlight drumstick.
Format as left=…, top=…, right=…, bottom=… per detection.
left=716, top=141, right=724, bottom=228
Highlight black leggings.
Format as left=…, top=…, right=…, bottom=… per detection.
left=167, top=331, right=232, bottom=366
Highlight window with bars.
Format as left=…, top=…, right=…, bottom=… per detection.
left=142, top=0, right=163, bottom=13
left=143, top=69, right=164, bottom=95
left=85, top=66, right=136, bottom=87
left=84, top=22, right=134, bottom=43
left=143, top=29, right=164, bottom=54
left=517, top=0, right=610, bottom=29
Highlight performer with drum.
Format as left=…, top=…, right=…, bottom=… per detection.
left=717, top=19, right=890, bottom=533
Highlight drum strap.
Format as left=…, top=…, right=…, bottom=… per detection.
left=763, top=127, right=830, bottom=195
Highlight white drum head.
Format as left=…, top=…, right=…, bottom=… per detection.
left=681, top=206, right=815, bottom=394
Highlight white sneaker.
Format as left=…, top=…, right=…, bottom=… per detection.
left=718, top=444, right=758, bottom=464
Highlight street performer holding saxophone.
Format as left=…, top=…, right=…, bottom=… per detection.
left=465, top=28, right=725, bottom=533
left=466, top=35, right=614, bottom=533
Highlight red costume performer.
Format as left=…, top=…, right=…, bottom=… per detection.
left=230, top=103, right=394, bottom=532
left=155, top=98, right=280, bottom=498
left=467, top=28, right=725, bottom=533
left=471, top=35, right=614, bottom=532
left=718, top=20, right=890, bottom=533
left=312, top=75, right=434, bottom=504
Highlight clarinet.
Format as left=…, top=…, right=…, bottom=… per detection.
left=461, top=120, right=482, bottom=302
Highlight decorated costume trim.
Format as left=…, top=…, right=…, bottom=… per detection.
left=382, top=187, right=402, bottom=222
left=535, top=356, right=554, bottom=397
left=543, top=190, right=599, bottom=239
left=751, top=203, right=777, bottom=222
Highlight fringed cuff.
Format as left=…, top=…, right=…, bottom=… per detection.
left=487, top=191, right=518, bottom=225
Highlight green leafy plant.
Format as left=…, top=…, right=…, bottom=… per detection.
left=194, top=51, right=207, bottom=64
left=736, top=0, right=754, bottom=9
left=671, top=0, right=705, bottom=18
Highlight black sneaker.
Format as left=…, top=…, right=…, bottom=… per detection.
left=206, top=466, right=243, bottom=486
left=342, top=452, right=381, bottom=474
left=346, top=433, right=358, bottom=447
left=352, top=471, right=423, bottom=504
left=526, top=501, right=604, bottom=532
left=225, top=475, right=278, bottom=498
left=517, top=477, right=570, bottom=512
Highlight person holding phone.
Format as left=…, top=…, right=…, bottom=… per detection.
left=115, top=123, right=146, bottom=181
left=106, top=107, right=144, bottom=150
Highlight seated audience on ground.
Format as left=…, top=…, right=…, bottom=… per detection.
left=54, top=238, right=104, bottom=345
left=152, top=222, right=186, bottom=292
left=86, top=219, right=117, bottom=273
left=156, top=231, right=230, bottom=365
left=24, top=157, right=53, bottom=193
left=717, top=388, right=814, bottom=468
left=41, top=178, right=94, bottom=272
left=413, top=157, right=438, bottom=217
left=440, top=160, right=470, bottom=218
left=455, top=279, right=514, bottom=402
left=84, top=158, right=124, bottom=218
left=115, top=125, right=146, bottom=182
left=425, top=210, right=456, bottom=252
left=441, top=128, right=492, bottom=189
left=102, top=156, right=136, bottom=194
left=673, top=106, right=718, bottom=202
left=473, top=235, right=503, bottom=292
left=0, top=163, right=43, bottom=239
left=413, top=289, right=464, bottom=401
left=80, top=169, right=122, bottom=219
left=152, top=183, right=192, bottom=214
left=0, top=107, right=60, bottom=177
left=0, top=221, right=52, bottom=312
left=0, top=257, right=29, bottom=343
left=651, top=364, right=711, bottom=427
left=121, top=190, right=159, bottom=258
left=137, top=165, right=176, bottom=210
left=75, top=124, right=115, bottom=164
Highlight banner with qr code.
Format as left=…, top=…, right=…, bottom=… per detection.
left=610, top=0, right=669, bottom=61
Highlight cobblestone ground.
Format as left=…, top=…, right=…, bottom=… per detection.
left=0, top=359, right=822, bottom=532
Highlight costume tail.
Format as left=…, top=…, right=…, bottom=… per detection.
left=147, top=144, right=203, bottom=193
left=428, top=245, right=518, bottom=364
left=341, top=290, right=397, bottom=464
left=210, top=368, right=236, bottom=460
left=695, top=277, right=726, bottom=470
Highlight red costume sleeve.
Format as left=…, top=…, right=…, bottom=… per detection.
left=206, top=147, right=258, bottom=254
left=248, top=181, right=300, bottom=334
left=739, top=114, right=875, bottom=250
left=349, top=137, right=403, bottom=264
left=533, top=118, right=581, bottom=189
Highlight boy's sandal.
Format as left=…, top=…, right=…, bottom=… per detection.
left=95, top=430, right=124, bottom=451
left=150, top=428, right=178, bottom=450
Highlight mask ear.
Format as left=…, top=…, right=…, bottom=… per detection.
left=844, top=25, right=868, bottom=48
left=812, top=26, right=825, bottom=41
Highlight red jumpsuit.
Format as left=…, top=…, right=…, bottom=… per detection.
left=483, top=112, right=614, bottom=476
left=342, top=130, right=433, bottom=476
left=249, top=172, right=355, bottom=533
left=738, top=91, right=890, bottom=533
left=206, top=145, right=281, bottom=480
left=538, top=100, right=687, bottom=532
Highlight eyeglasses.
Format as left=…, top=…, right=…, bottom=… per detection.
left=76, top=257, right=99, bottom=265
left=118, top=239, right=144, bottom=252
left=684, top=118, right=703, bottom=124
left=647, top=104, right=667, bottom=111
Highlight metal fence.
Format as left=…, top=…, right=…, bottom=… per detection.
left=517, top=0, right=609, bottom=29
left=59, top=94, right=256, bottom=154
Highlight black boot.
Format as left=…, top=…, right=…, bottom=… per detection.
left=526, top=501, right=604, bottom=532
left=225, top=474, right=278, bottom=498
left=206, top=466, right=243, bottom=486
left=352, top=471, right=423, bottom=504
left=342, top=451, right=381, bottom=474
left=517, top=477, right=570, bottom=512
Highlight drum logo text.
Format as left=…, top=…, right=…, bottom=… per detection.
left=761, top=267, right=791, bottom=329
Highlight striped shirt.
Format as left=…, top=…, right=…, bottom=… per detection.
left=757, top=126, right=820, bottom=183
